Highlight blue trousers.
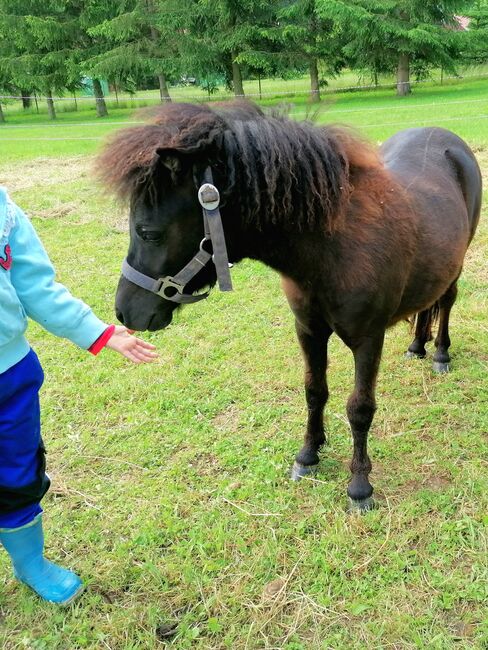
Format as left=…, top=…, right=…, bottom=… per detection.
left=0, top=349, right=50, bottom=529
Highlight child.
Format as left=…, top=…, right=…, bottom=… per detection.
left=0, top=187, right=157, bottom=604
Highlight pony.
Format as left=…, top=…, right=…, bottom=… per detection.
left=97, top=101, right=482, bottom=511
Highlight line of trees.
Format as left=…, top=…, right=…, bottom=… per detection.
left=0, top=0, right=487, bottom=121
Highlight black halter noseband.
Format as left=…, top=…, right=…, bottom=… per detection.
left=121, top=168, right=233, bottom=304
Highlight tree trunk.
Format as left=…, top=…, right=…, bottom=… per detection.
left=46, top=90, right=56, bottom=120
left=309, top=58, right=320, bottom=102
left=231, top=52, right=244, bottom=97
left=93, top=79, right=108, bottom=117
left=158, top=74, right=171, bottom=103
left=148, top=21, right=171, bottom=104
left=21, top=90, right=32, bottom=109
left=397, top=53, right=411, bottom=96
left=0, top=102, right=5, bottom=123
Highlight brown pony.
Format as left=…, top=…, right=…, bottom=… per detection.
left=97, top=102, right=482, bottom=510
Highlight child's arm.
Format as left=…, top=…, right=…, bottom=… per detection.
left=8, top=201, right=156, bottom=361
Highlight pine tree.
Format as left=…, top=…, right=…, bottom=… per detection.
left=277, top=0, right=344, bottom=102
left=84, top=0, right=188, bottom=103
left=0, top=0, right=82, bottom=119
left=317, top=0, right=466, bottom=95
left=193, top=0, right=282, bottom=97
left=463, top=0, right=488, bottom=63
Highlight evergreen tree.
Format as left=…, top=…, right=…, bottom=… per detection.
left=318, top=0, right=466, bottom=95
left=85, top=0, right=188, bottom=103
left=0, top=0, right=82, bottom=118
left=463, top=0, right=488, bottom=63
left=277, top=0, right=344, bottom=102
left=193, top=0, right=281, bottom=97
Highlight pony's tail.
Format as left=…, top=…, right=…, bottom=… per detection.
left=410, top=301, right=441, bottom=341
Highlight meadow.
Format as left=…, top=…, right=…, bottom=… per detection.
left=0, top=74, right=487, bottom=649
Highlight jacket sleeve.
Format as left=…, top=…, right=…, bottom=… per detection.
left=8, top=201, right=108, bottom=349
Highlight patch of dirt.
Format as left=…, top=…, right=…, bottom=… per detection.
left=451, top=621, right=477, bottom=639
left=423, top=474, right=451, bottom=490
left=188, top=452, right=222, bottom=477
left=262, top=577, right=286, bottom=602
left=399, top=472, right=452, bottom=495
left=212, top=404, right=242, bottom=432
left=35, top=202, right=80, bottom=220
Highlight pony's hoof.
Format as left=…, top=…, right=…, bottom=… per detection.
left=405, top=350, right=425, bottom=360
left=347, top=496, right=376, bottom=513
left=290, top=462, right=318, bottom=481
left=433, top=361, right=450, bottom=373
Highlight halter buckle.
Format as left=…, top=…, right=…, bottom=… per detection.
left=155, top=276, right=184, bottom=299
left=198, top=183, right=220, bottom=210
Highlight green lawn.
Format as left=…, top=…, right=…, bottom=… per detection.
left=1, top=74, right=488, bottom=160
left=0, top=77, right=487, bottom=649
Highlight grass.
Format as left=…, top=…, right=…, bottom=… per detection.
left=0, top=75, right=487, bottom=649
left=1, top=73, right=488, bottom=161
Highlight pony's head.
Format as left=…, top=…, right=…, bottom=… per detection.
left=97, top=101, right=358, bottom=331
left=96, top=103, right=251, bottom=330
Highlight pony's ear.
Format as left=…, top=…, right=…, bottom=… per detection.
left=156, top=149, right=186, bottom=183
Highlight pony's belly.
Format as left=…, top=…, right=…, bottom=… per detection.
left=392, top=267, right=462, bottom=323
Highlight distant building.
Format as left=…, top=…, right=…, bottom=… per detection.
left=80, top=78, right=109, bottom=96
left=452, top=15, right=470, bottom=31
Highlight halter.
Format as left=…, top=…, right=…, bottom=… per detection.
left=121, top=167, right=233, bottom=304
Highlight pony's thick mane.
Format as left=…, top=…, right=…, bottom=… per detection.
left=97, top=101, right=382, bottom=232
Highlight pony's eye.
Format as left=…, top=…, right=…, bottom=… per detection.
left=138, top=229, right=163, bottom=242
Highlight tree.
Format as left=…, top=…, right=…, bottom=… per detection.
left=318, top=0, right=466, bottom=96
left=0, top=0, right=82, bottom=119
left=277, top=0, right=344, bottom=102
left=463, top=1, right=488, bottom=64
left=193, top=0, right=282, bottom=97
left=85, top=0, right=186, bottom=103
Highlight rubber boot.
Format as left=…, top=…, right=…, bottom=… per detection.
left=0, top=514, right=83, bottom=604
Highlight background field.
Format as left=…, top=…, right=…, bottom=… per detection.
left=0, top=76, right=487, bottom=649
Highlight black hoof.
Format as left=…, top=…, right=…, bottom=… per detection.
left=290, top=462, right=318, bottom=481
left=347, top=496, right=376, bottom=513
left=405, top=350, right=425, bottom=360
left=432, top=361, right=450, bottom=373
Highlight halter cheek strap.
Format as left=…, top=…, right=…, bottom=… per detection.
left=121, top=167, right=233, bottom=304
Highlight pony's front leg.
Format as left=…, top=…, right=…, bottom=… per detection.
left=291, top=319, right=332, bottom=480
left=346, top=333, right=385, bottom=512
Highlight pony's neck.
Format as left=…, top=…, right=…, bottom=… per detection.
left=223, top=201, right=324, bottom=281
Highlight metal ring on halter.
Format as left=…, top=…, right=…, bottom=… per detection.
left=199, top=237, right=212, bottom=254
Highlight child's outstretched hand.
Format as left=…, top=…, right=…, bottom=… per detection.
left=106, top=326, right=158, bottom=363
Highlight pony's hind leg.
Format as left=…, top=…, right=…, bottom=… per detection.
left=291, top=319, right=332, bottom=480
left=406, top=309, right=432, bottom=359
left=433, top=282, right=458, bottom=373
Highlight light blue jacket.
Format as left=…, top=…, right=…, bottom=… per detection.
left=0, top=188, right=107, bottom=374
